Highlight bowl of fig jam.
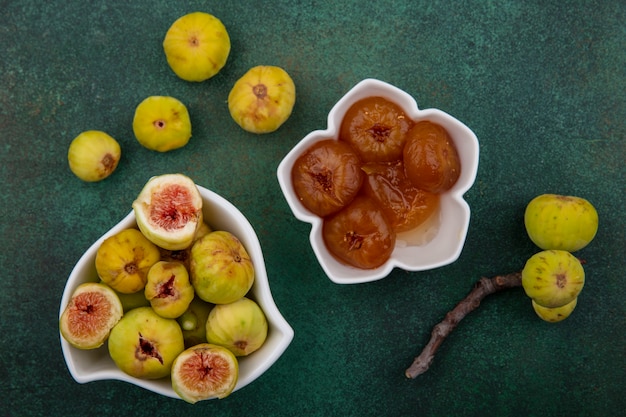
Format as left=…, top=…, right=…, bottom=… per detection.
left=277, top=79, right=479, bottom=284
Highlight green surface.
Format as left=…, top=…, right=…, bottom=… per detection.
left=1, top=1, right=625, bottom=416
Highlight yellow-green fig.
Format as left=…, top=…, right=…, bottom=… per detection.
left=177, top=296, right=214, bottom=348
left=144, top=261, right=195, bottom=319
left=190, top=231, right=254, bottom=304
left=95, top=228, right=161, bottom=294
left=205, top=297, right=268, bottom=356
left=532, top=298, right=578, bottom=323
left=108, top=307, right=184, bottom=379
left=522, top=250, right=585, bottom=308
left=524, top=194, right=598, bottom=252
left=67, top=130, right=121, bottom=182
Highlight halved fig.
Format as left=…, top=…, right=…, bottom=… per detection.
left=132, top=173, right=203, bottom=251
left=171, top=343, right=239, bottom=403
left=59, top=282, right=123, bottom=349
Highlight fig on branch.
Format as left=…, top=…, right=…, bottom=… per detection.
left=67, top=130, right=121, bottom=182
left=132, top=173, right=203, bottom=251
left=108, top=307, right=184, bottom=379
left=206, top=297, right=268, bottom=356
left=190, top=231, right=255, bottom=304
left=59, top=282, right=123, bottom=349
left=532, top=298, right=578, bottom=323
left=228, top=65, right=296, bottom=134
left=521, top=250, right=585, bottom=308
left=144, top=261, right=195, bottom=319
left=524, top=194, right=599, bottom=252
left=171, top=343, right=239, bottom=403
left=95, top=228, right=161, bottom=294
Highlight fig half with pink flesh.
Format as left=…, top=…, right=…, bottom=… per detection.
left=132, top=173, right=203, bottom=251
left=59, top=282, right=123, bottom=349
left=171, top=343, right=238, bottom=403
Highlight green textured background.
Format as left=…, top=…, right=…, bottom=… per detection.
left=1, top=1, right=624, bottom=416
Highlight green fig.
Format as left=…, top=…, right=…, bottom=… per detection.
left=190, top=231, right=254, bottom=305
left=532, top=298, right=578, bottom=323
left=205, top=297, right=268, bottom=356
left=524, top=194, right=598, bottom=252
left=108, top=307, right=184, bottom=379
left=177, top=296, right=214, bottom=348
left=521, top=250, right=585, bottom=308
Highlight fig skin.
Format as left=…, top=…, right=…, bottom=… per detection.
left=171, top=343, right=239, bottom=403
left=67, top=130, right=121, bottom=182
left=228, top=65, right=296, bottom=134
left=132, top=173, right=203, bottom=251
left=521, top=250, right=585, bottom=308
left=322, top=196, right=396, bottom=269
left=339, top=96, right=413, bottom=163
left=144, top=261, right=195, bottom=319
left=403, top=121, right=461, bottom=193
left=163, top=12, right=231, bottom=82
left=190, top=231, right=255, bottom=305
left=177, top=296, right=214, bottom=348
left=59, top=282, right=123, bottom=350
left=132, top=96, right=192, bottom=152
left=95, top=228, right=161, bottom=294
left=524, top=194, right=599, bottom=252
left=205, top=297, right=268, bottom=357
left=108, top=307, right=184, bottom=380
left=291, top=139, right=364, bottom=217
left=532, top=298, right=578, bottom=323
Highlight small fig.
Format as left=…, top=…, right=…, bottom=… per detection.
left=67, top=130, right=121, bottom=182
left=521, top=250, right=585, bottom=308
left=132, top=96, right=192, bottom=152
left=144, top=261, right=195, bottom=319
left=171, top=343, right=239, bottom=403
left=228, top=65, right=296, bottom=134
left=95, top=228, right=161, bottom=294
left=190, top=231, right=255, bottom=304
left=132, top=173, right=203, bottom=251
left=524, top=194, right=599, bottom=252
left=59, top=282, right=123, bottom=349
left=206, top=297, right=268, bottom=356
left=177, top=296, right=214, bottom=348
left=163, top=12, right=231, bottom=82
left=531, top=298, right=578, bottom=323
left=108, top=307, right=184, bottom=379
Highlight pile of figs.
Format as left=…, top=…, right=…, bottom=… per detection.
left=60, top=174, right=268, bottom=403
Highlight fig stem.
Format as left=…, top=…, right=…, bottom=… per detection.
left=405, top=271, right=522, bottom=379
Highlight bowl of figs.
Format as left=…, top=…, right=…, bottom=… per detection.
left=277, top=78, right=479, bottom=284
left=59, top=174, right=294, bottom=403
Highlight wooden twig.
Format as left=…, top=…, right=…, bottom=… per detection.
left=405, top=272, right=522, bottom=379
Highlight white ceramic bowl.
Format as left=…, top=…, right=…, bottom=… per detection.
left=59, top=184, right=294, bottom=399
left=277, top=79, right=479, bottom=284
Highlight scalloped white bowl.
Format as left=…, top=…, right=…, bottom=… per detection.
left=59, top=184, right=294, bottom=399
left=277, top=79, right=479, bottom=284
